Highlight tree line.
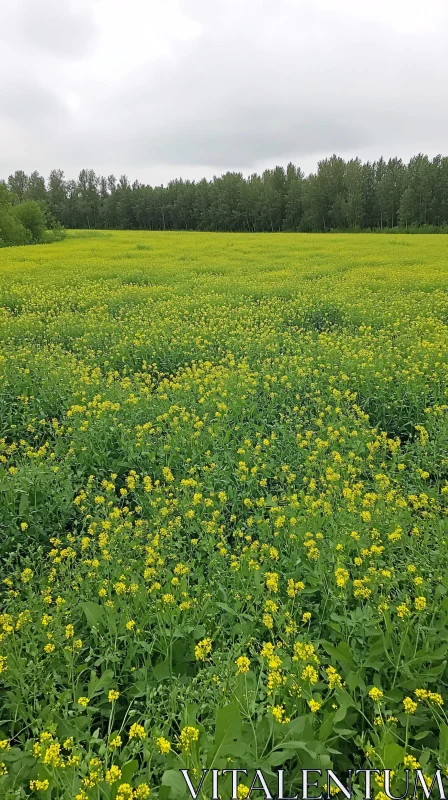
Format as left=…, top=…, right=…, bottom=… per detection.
left=2, top=153, right=448, bottom=235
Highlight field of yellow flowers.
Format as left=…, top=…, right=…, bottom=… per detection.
left=0, top=230, right=448, bottom=799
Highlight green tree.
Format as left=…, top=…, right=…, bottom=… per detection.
left=344, top=158, right=364, bottom=229
left=398, top=187, right=415, bottom=228
left=13, top=200, right=46, bottom=243
left=26, top=171, right=47, bottom=202
left=7, top=170, right=28, bottom=202
left=0, top=208, right=30, bottom=246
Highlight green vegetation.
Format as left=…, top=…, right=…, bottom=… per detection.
left=0, top=182, right=65, bottom=248
left=0, top=231, right=448, bottom=799
left=3, top=153, right=448, bottom=233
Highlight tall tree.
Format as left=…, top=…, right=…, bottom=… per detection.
left=8, top=170, right=29, bottom=202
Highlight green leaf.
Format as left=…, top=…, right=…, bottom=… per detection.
left=381, top=743, right=404, bottom=769
left=153, top=660, right=171, bottom=681
left=215, top=602, right=238, bottom=615
left=162, top=769, right=189, bottom=798
left=318, top=713, right=334, bottom=742
left=321, top=639, right=354, bottom=668
left=121, top=759, right=139, bottom=783
left=337, top=641, right=355, bottom=664
left=18, top=492, right=29, bottom=516
left=88, top=668, right=114, bottom=697
left=277, top=741, right=318, bottom=758
left=439, top=722, right=448, bottom=754
left=333, top=705, right=348, bottom=723
left=81, top=601, right=105, bottom=627
left=267, top=749, right=293, bottom=766
left=211, top=703, right=242, bottom=759
left=254, top=716, right=271, bottom=750
left=345, top=670, right=366, bottom=693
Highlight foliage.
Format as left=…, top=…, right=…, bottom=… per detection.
left=0, top=231, right=448, bottom=798
left=12, top=201, right=47, bottom=244
left=0, top=206, right=31, bottom=247
left=0, top=184, right=65, bottom=248
left=3, top=153, right=448, bottom=233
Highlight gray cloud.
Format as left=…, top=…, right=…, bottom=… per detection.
left=1, top=0, right=448, bottom=181
left=0, top=80, right=67, bottom=125
left=17, top=0, right=99, bottom=59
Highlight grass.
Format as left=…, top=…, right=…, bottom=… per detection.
left=0, top=231, right=448, bottom=799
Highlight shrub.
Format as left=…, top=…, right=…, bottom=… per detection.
left=12, top=200, right=46, bottom=243
left=0, top=206, right=31, bottom=246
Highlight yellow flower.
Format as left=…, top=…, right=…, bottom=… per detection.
left=238, top=785, right=250, bottom=799
left=125, top=619, right=136, bottom=630
left=105, top=765, right=122, bottom=784
left=369, top=687, right=384, bottom=701
left=403, top=697, right=418, bottom=714
left=265, top=571, right=279, bottom=592
left=396, top=603, right=410, bottom=619
left=109, top=734, right=122, bottom=750
left=287, top=579, right=305, bottom=597
left=235, top=655, right=251, bottom=674
left=302, top=612, right=311, bottom=623
left=43, top=742, right=62, bottom=767
left=301, top=665, right=319, bottom=684
left=271, top=705, right=290, bottom=724
left=326, top=666, right=343, bottom=690
left=77, top=696, right=90, bottom=707
left=65, top=624, right=74, bottom=639
left=156, top=736, right=171, bottom=754
left=194, top=637, right=212, bottom=661
left=414, top=596, right=426, bottom=611
left=335, top=568, right=349, bottom=587
left=30, top=779, right=49, bottom=791
left=179, top=725, right=199, bottom=752
left=162, top=593, right=176, bottom=604
left=108, top=689, right=120, bottom=702
left=128, top=723, right=146, bottom=740
left=135, top=785, right=151, bottom=799
left=21, top=568, right=33, bottom=583
left=117, top=784, right=134, bottom=800
left=308, top=700, right=321, bottom=713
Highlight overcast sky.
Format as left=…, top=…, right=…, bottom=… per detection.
left=1, top=0, right=447, bottom=185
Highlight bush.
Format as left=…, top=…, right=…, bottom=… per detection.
left=0, top=206, right=31, bottom=246
left=13, top=200, right=46, bottom=243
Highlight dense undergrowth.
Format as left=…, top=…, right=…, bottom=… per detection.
left=0, top=231, right=448, bottom=799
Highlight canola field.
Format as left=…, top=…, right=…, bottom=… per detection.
left=0, top=230, right=448, bottom=799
